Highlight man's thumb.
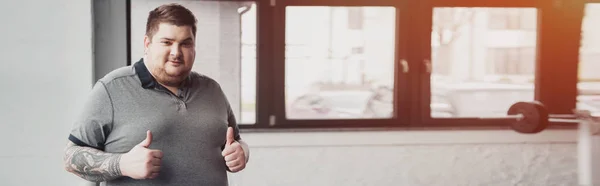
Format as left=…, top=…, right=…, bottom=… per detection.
left=139, top=130, right=153, bottom=148
left=226, top=127, right=235, bottom=145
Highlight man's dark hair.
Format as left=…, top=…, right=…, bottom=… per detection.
left=146, top=3, right=197, bottom=40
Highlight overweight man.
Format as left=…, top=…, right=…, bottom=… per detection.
left=62, top=3, right=249, bottom=186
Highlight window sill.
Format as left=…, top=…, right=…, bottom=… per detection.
left=240, top=127, right=577, bottom=147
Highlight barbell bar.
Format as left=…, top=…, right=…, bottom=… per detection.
left=478, top=114, right=581, bottom=122
left=475, top=101, right=597, bottom=133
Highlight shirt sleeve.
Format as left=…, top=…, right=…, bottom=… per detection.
left=68, top=81, right=113, bottom=150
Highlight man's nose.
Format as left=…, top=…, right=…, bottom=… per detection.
left=170, top=44, right=182, bottom=58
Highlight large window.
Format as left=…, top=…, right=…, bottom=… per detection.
left=270, top=0, right=408, bottom=128
left=578, top=3, right=600, bottom=115
left=125, top=0, right=586, bottom=130
left=429, top=7, right=538, bottom=118
left=284, top=6, right=396, bottom=120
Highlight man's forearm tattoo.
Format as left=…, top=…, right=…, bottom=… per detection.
left=64, top=142, right=123, bottom=182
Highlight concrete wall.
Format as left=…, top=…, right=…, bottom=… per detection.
left=229, top=131, right=577, bottom=186
left=0, top=0, right=94, bottom=185
left=0, top=0, right=581, bottom=186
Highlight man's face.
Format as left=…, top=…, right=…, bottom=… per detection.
left=144, top=23, right=195, bottom=87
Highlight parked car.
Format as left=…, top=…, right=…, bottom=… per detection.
left=286, top=85, right=456, bottom=119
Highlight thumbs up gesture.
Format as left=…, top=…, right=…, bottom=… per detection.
left=222, top=127, right=246, bottom=172
left=120, top=130, right=163, bottom=179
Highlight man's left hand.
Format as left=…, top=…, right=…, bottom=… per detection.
left=222, top=127, right=246, bottom=172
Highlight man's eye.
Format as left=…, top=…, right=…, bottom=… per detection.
left=161, top=41, right=171, bottom=45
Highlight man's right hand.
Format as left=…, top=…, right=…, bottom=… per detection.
left=120, top=130, right=163, bottom=179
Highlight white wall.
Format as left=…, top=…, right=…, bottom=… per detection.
left=229, top=130, right=578, bottom=186
left=0, top=0, right=94, bottom=185
left=0, top=0, right=581, bottom=186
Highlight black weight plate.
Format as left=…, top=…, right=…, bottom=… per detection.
left=507, top=101, right=549, bottom=134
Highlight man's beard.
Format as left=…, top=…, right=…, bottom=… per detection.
left=152, top=67, right=190, bottom=87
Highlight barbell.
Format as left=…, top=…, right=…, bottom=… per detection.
left=476, top=101, right=597, bottom=134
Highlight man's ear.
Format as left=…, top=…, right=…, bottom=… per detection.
left=143, top=35, right=151, bottom=54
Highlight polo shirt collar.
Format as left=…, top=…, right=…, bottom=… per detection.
left=133, top=58, right=191, bottom=91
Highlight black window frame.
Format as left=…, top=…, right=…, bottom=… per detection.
left=123, top=0, right=587, bottom=132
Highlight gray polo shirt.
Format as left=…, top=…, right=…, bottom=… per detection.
left=68, top=58, right=242, bottom=186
